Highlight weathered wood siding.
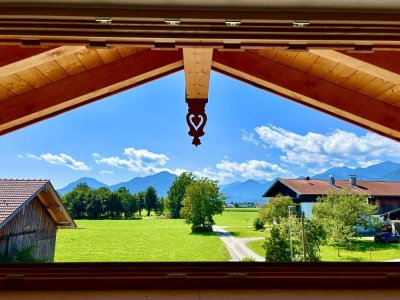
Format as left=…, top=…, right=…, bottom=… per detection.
left=0, top=197, right=57, bottom=261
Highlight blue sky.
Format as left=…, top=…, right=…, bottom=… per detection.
left=1, top=70, right=400, bottom=189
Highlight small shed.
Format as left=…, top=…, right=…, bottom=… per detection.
left=0, top=179, right=76, bottom=262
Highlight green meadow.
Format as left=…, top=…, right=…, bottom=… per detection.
left=247, top=237, right=400, bottom=262
left=55, top=208, right=259, bottom=262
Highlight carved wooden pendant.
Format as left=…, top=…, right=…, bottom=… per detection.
left=186, top=98, right=208, bottom=147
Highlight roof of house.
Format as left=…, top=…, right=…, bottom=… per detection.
left=263, top=178, right=400, bottom=197
left=0, top=179, right=76, bottom=230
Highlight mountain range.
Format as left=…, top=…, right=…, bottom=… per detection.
left=58, top=161, right=400, bottom=203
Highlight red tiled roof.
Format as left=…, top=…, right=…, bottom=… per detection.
left=277, top=179, right=400, bottom=196
left=0, top=179, right=49, bottom=226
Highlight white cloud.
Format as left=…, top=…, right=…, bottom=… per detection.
left=100, top=170, right=114, bottom=175
left=18, top=153, right=91, bottom=171
left=246, top=125, right=400, bottom=173
left=195, top=159, right=294, bottom=182
left=241, top=129, right=259, bottom=146
left=358, top=160, right=383, bottom=168
left=94, top=147, right=186, bottom=176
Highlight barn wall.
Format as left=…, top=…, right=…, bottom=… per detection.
left=370, top=197, right=400, bottom=215
left=0, top=197, right=58, bottom=262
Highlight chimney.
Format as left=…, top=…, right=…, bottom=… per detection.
left=329, top=175, right=335, bottom=187
left=349, top=175, right=357, bottom=186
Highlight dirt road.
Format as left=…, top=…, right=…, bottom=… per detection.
left=213, top=225, right=265, bottom=262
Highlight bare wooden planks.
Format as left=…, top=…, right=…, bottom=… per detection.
left=212, top=50, right=400, bottom=141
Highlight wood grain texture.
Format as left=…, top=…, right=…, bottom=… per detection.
left=213, top=50, right=400, bottom=141
left=183, top=48, right=213, bottom=99
left=0, top=46, right=85, bottom=78
left=0, top=49, right=183, bottom=135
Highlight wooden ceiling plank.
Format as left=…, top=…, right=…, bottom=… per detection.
left=340, top=70, right=376, bottom=91
left=35, top=60, right=69, bottom=82
left=0, top=49, right=183, bottom=135
left=307, top=56, right=338, bottom=79
left=15, top=67, right=51, bottom=89
left=0, top=46, right=85, bottom=79
left=116, top=47, right=138, bottom=58
left=96, top=48, right=121, bottom=64
left=376, top=84, right=400, bottom=103
left=0, top=74, right=32, bottom=95
left=212, top=51, right=400, bottom=141
left=310, top=50, right=400, bottom=85
left=0, top=84, right=14, bottom=101
left=56, top=53, right=87, bottom=76
left=251, top=48, right=279, bottom=60
left=289, top=51, right=319, bottom=73
left=75, top=49, right=104, bottom=70
left=323, top=63, right=357, bottom=85
left=183, top=48, right=213, bottom=99
left=358, top=77, right=396, bottom=98
left=273, top=49, right=298, bottom=66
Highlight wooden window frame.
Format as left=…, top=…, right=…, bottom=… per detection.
left=1, top=262, right=400, bottom=290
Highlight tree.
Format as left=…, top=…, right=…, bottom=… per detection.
left=138, top=191, right=146, bottom=217
left=155, top=197, right=165, bottom=217
left=63, top=183, right=91, bottom=218
left=180, top=178, right=226, bottom=232
left=282, top=217, right=326, bottom=262
left=263, top=224, right=291, bottom=262
left=258, top=194, right=295, bottom=224
left=117, top=187, right=138, bottom=218
left=86, top=190, right=104, bottom=219
left=166, top=172, right=195, bottom=218
left=145, top=186, right=158, bottom=216
left=313, top=189, right=378, bottom=249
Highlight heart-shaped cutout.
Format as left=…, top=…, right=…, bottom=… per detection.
left=189, top=114, right=204, bottom=131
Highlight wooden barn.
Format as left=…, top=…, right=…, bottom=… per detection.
left=0, top=179, right=76, bottom=262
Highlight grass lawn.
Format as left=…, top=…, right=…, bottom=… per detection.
left=224, top=226, right=269, bottom=238
left=214, top=208, right=259, bottom=226
left=55, top=219, right=229, bottom=262
left=247, top=238, right=400, bottom=262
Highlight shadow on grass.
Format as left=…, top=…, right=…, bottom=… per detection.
left=346, top=239, right=400, bottom=252
left=190, top=231, right=217, bottom=237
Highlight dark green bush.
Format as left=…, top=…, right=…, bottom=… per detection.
left=253, top=217, right=265, bottom=231
left=191, top=224, right=213, bottom=233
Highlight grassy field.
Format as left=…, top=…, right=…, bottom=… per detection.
left=224, top=226, right=269, bottom=238
left=55, top=219, right=229, bottom=262
left=247, top=238, right=400, bottom=262
left=214, top=208, right=259, bottom=226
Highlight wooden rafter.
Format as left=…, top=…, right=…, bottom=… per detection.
left=309, top=50, right=400, bottom=85
left=0, top=49, right=183, bottom=135
left=0, top=46, right=86, bottom=78
left=183, top=48, right=213, bottom=100
left=212, top=50, right=400, bottom=141
left=0, top=46, right=53, bottom=68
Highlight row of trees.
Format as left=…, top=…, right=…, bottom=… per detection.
left=257, top=191, right=379, bottom=262
left=63, top=183, right=165, bottom=219
left=63, top=173, right=226, bottom=233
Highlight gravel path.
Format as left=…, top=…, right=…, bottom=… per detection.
left=213, top=225, right=265, bottom=262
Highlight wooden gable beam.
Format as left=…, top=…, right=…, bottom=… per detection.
left=0, top=46, right=86, bottom=78
left=0, top=46, right=53, bottom=68
left=183, top=48, right=213, bottom=101
left=0, top=49, right=183, bottom=135
left=309, top=49, right=400, bottom=84
left=212, top=50, right=400, bottom=141
left=183, top=48, right=213, bottom=146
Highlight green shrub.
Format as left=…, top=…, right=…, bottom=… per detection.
left=1, top=245, right=48, bottom=263
left=192, top=224, right=213, bottom=233
left=239, top=256, right=256, bottom=262
left=253, top=218, right=265, bottom=231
